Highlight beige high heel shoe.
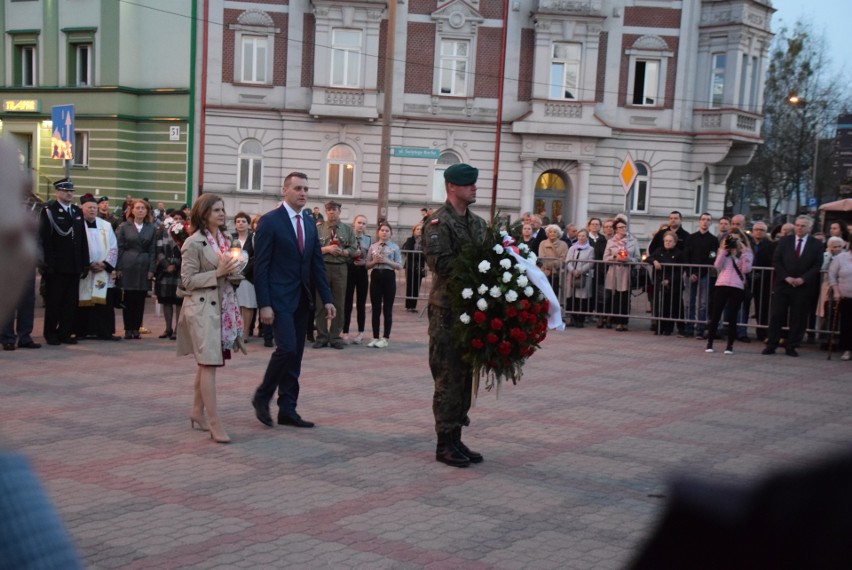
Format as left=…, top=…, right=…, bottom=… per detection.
left=207, top=418, right=231, bottom=444
left=189, top=414, right=208, bottom=431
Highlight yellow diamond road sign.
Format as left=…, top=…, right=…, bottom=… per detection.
left=619, top=154, right=637, bottom=194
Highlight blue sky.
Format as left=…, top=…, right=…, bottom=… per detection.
left=769, top=0, right=851, bottom=77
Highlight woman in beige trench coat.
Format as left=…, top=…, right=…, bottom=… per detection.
left=176, top=194, right=242, bottom=443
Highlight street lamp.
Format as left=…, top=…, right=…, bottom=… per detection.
left=788, top=94, right=826, bottom=217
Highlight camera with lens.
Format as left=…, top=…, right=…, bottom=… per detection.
left=725, top=236, right=739, bottom=250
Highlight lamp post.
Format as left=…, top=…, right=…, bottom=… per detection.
left=788, top=94, right=824, bottom=218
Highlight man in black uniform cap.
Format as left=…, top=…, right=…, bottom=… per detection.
left=38, top=178, right=89, bottom=345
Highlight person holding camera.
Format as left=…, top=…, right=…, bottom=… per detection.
left=705, top=232, right=753, bottom=354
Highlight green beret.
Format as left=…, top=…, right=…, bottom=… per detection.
left=444, top=163, right=478, bottom=186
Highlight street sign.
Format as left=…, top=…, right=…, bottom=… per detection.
left=619, top=153, right=637, bottom=194
left=807, top=196, right=818, bottom=208
left=51, top=105, right=75, bottom=160
left=390, top=147, right=441, bottom=159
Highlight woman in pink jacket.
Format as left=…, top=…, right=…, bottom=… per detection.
left=705, top=229, right=753, bottom=355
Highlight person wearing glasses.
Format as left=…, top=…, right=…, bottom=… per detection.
left=38, top=178, right=90, bottom=345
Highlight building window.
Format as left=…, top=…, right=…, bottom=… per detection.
left=629, top=163, right=650, bottom=213
left=693, top=182, right=704, bottom=215
left=549, top=43, right=581, bottom=100
left=241, top=35, right=268, bottom=84
left=710, top=53, right=726, bottom=108
left=432, top=151, right=460, bottom=202
left=749, top=56, right=760, bottom=112
left=439, top=40, right=469, bottom=96
left=331, top=29, right=362, bottom=88
left=74, top=44, right=92, bottom=86
left=326, top=144, right=355, bottom=196
left=73, top=131, right=89, bottom=167
left=15, top=45, right=37, bottom=86
left=631, top=60, right=659, bottom=106
left=237, top=139, right=263, bottom=192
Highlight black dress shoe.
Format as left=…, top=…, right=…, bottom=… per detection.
left=97, top=335, right=122, bottom=341
left=785, top=347, right=799, bottom=357
left=278, top=413, right=314, bottom=428
left=124, top=332, right=134, bottom=340
left=2, top=343, right=15, bottom=351
left=252, top=397, right=273, bottom=427
left=263, top=339, right=274, bottom=348
left=312, top=341, right=328, bottom=349
left=158, top=330, right=173, bottom=339
left=45, top=337, right=61, bottom=346
left=330, top=340, right=344, bottom=349
left=60, top=337, right=78, bottom=345
left=761, top=347, right=776, bottom=355
left=737, top=336, right=752, bottom=343
left=17, top=341, right=41, bottom=349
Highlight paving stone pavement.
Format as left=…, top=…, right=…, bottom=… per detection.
left=2, top=301, right=851, bottom=569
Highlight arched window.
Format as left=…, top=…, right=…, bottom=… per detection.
left=432, top=151, right=460, bottom=202
left=326, top=144, right=355, bottom=196
left=238, top=139, right=263, bottom=192
left=629, top=163, right=650, bottom=213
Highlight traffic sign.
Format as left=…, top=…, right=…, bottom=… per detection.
left=51, top=105, right=75, bottom=160
left=807, top=196, right=818, bottom=208
left=619, top=153, right=637, bottom=194
left=390, top=147, right=441, bottom=159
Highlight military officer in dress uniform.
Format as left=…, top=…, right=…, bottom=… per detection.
left=39, top=178, right=89, bottom=345
left=423, top=163, right=488, bottom=468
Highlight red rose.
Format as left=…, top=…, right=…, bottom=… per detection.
left=490, top=318, right=504, bottom=331
left=542, top=300, right=550, bottom=312
left=519, top=311, right=531, bottom=322
left=486, top=333, right=499, bottom=344
left=516, top=330, right=527, bottom=343
left=506, top=307, right=518, bottom=318
left=518, top=346, right=530, bottom=357
left=498, top=341, right=512, bottom=356
left=471, top=338, right=484, bottom=349
left=473, top=311, right=487, bottom=324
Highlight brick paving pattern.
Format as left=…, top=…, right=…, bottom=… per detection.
left=2, top=301, right=851, bottom=569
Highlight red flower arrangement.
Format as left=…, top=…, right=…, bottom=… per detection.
left=164, top=217, right=190, bottom=247
left=449, top=220, right=560, bottom=391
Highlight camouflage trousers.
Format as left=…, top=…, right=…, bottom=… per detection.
left=428, top=305, right=472, bottom=434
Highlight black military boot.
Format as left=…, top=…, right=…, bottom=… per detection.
left=436, top=432, right=470, bottom=467
left=453, top=427, right=483, bottom=463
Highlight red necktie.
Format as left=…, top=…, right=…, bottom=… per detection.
left=296, top=214, right=304, bottom=253
left=795, top=238, right=802, bottom=258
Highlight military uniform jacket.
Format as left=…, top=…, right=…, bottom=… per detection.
left=422, top=201, right=487, bottom=309
left=38, top=200, right=90, bottom=275
left=317, top=220, right=357, bottom=264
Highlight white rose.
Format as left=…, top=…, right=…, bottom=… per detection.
left=461, top=288, right=473, bottom=299
left=518, top=243, right=529, bottom=253
left=517, top=264, right=527, bottom=274
left=489, top=286, right=502, bottom=298
left=459, top=313, right=471, bottom=324
left=493, top=244, right=504, bottom=254
left=477, top=284, right=488, bottom=295
left=524, top=286, right=534, bottom=297
left=527, top=252, right=537, bottom=263
left=499, top=230, right=508, bottom=237
left=505, top=290, right=518, bottom=302
left=478, top=260, right=491, bottom=273
left=502, top=271, right=513, bottom=283
left=517, top=275, right=529, bottom=287
left=476, top=298, right=488, bottom=311
left=500, top=258, right=512, bottom=269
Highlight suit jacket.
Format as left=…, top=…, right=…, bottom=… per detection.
left=38, top=200, right=89, bottom=275
left=115, top=221, right=157, bottom=291
left=253, top=206, right=332, bottom=313
left=175, top=231, right=228, bottom=365
left=772, top=235, right=824, bottom=292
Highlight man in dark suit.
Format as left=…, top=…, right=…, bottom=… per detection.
left=39, top=179, right=89, bottom=345
left=762, top=215, right=823, bottom=357
left=251, top=172, right=335, bottom=428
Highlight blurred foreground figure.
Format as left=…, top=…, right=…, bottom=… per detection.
left=630, top=453, right=852, bottom=569
left=0, top=139, right=83, bottom=568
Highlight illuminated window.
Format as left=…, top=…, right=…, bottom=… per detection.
left=432, top=151, right=461, bottom=202
left=629, top=163, right=650, bottom=213
left=331, top=29, right=362, bottom=88
left=549, top=43, right=581, bottom=100
left=238, top=139, right=263, bottom=192
left=439, top=40, right=469, bottom=96
left=326, top=144, right=355, bottom=196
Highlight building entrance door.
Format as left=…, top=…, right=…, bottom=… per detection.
left=534, top=170, right=569, bottom=225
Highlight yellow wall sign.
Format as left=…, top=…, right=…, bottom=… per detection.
left=619, top=153, right=638, bottom=194
left=4, top=100, right=40, bottom=112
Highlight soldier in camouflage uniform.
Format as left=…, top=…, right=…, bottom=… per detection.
left=423, top=163, right=488, bottom=468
